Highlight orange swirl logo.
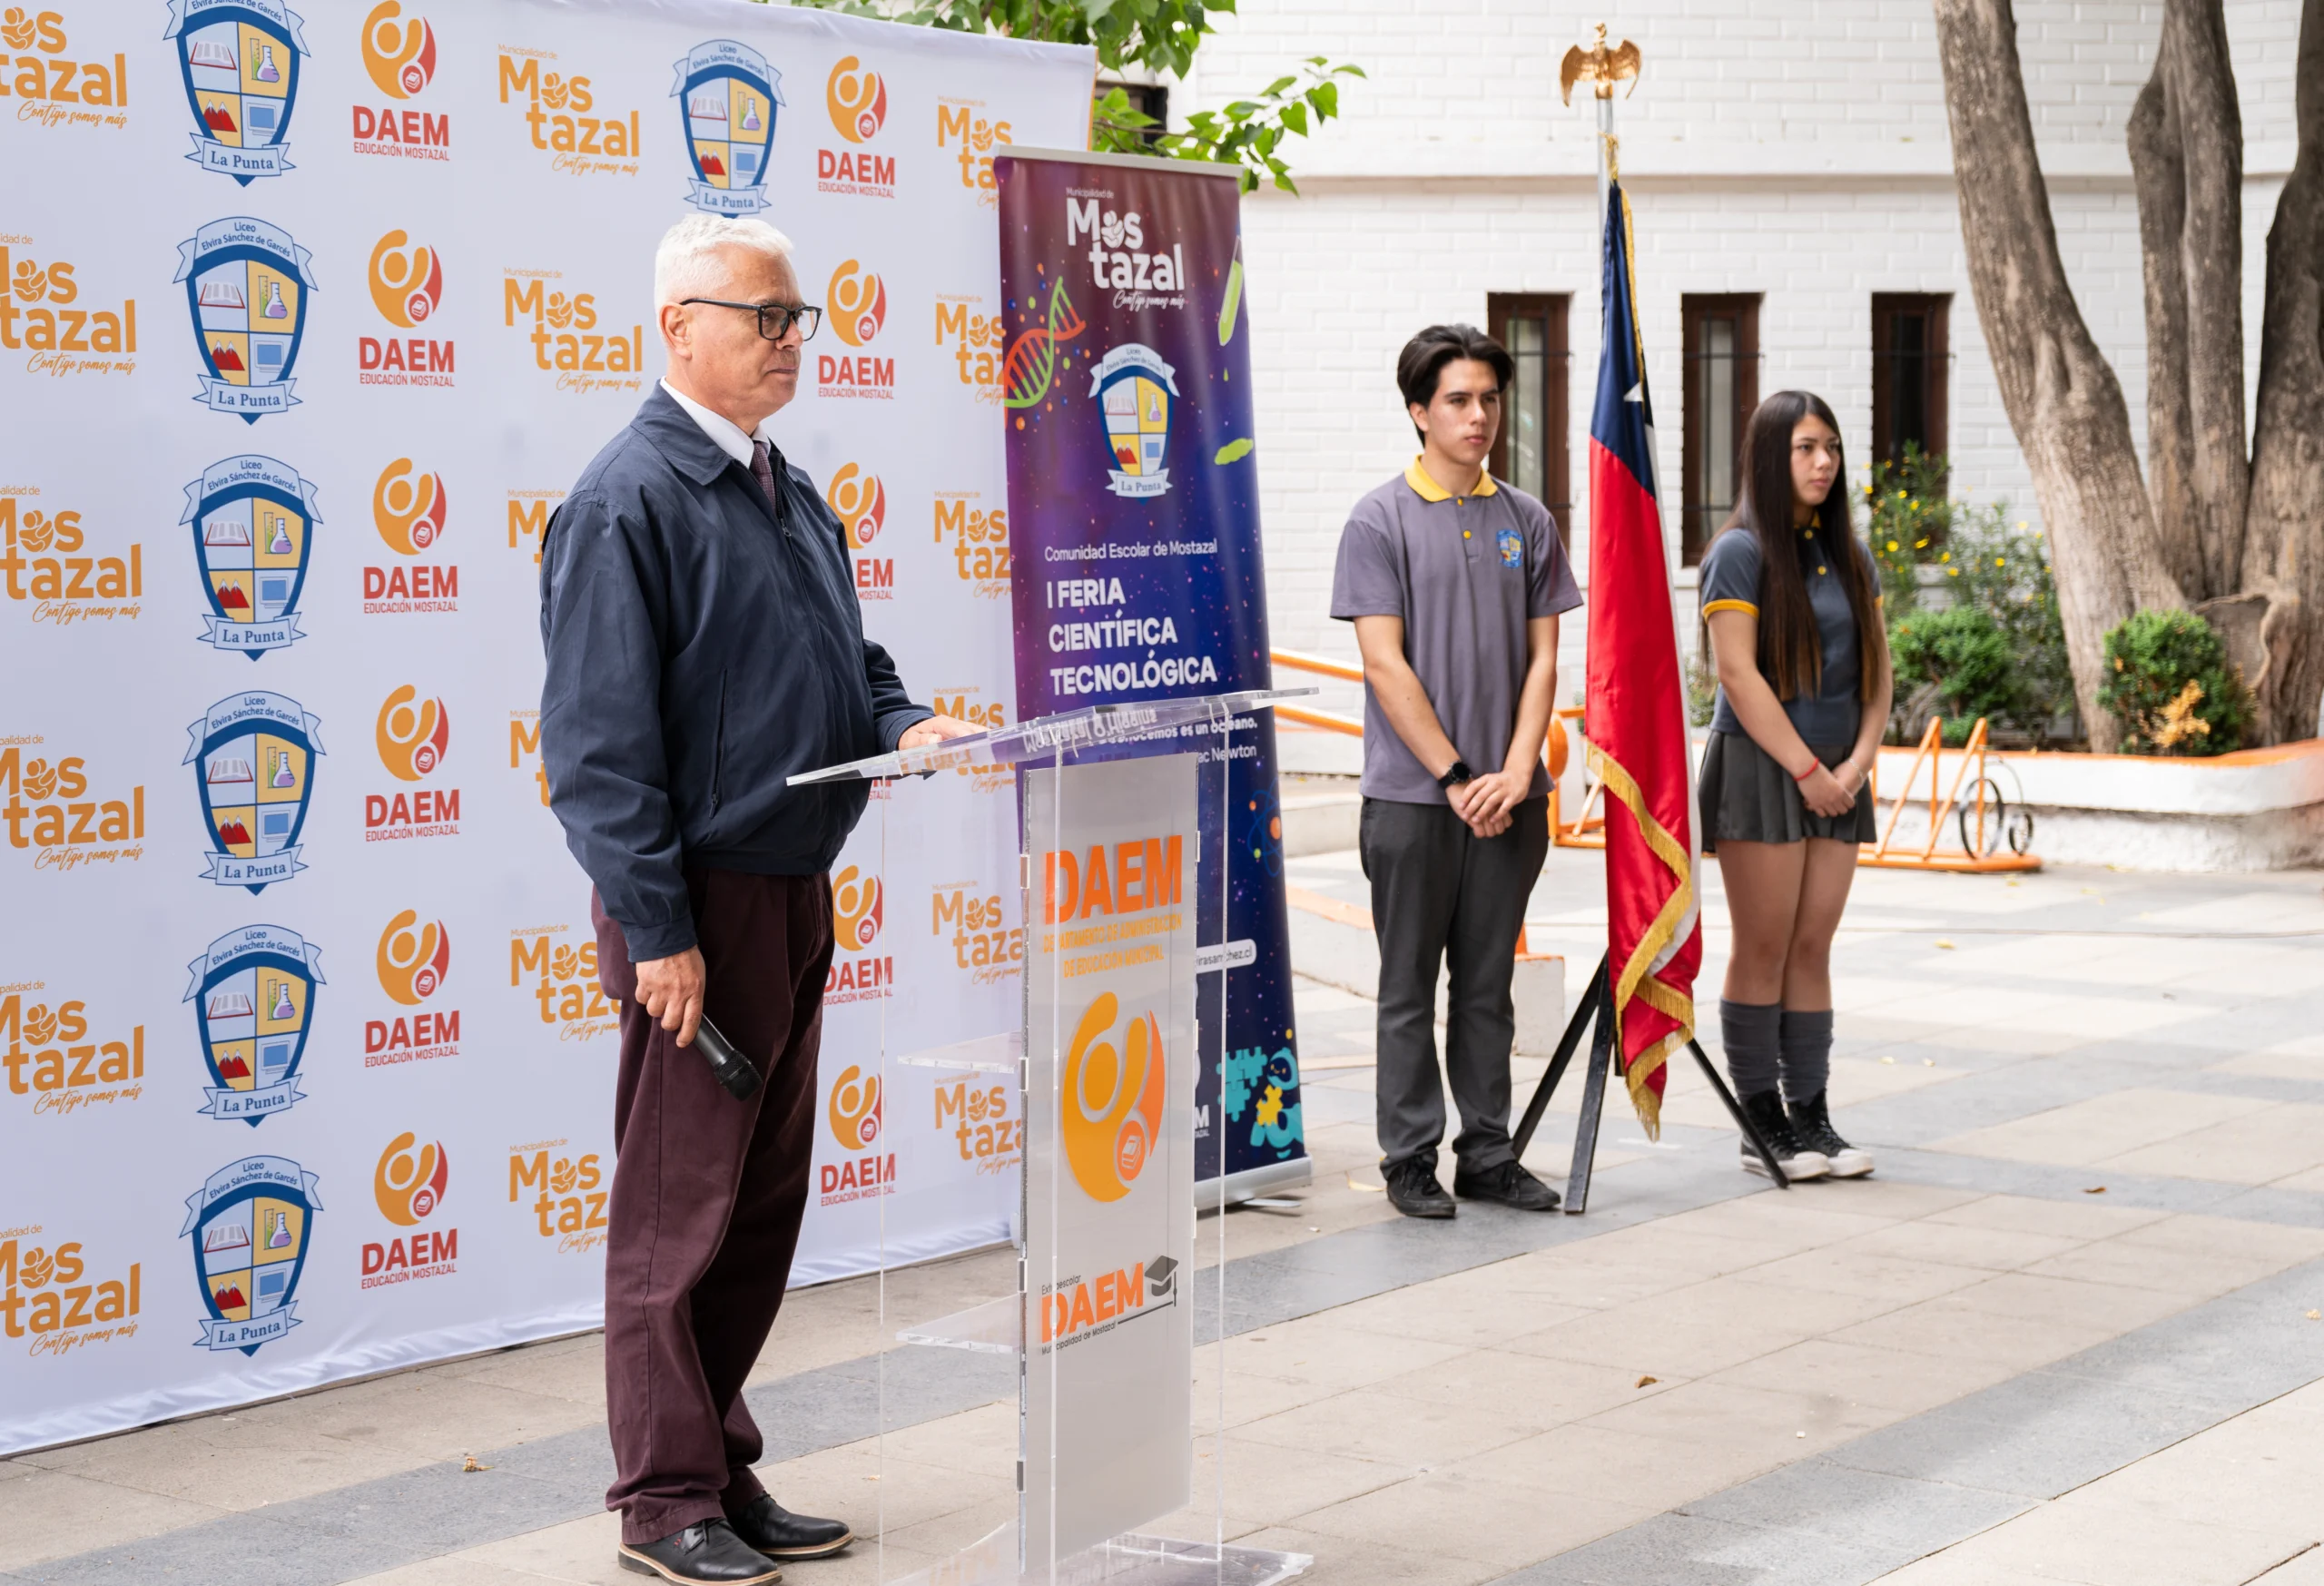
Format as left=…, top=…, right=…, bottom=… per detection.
left=369, top=231, right=444, bottom=329
left=377, top=911, right=452, bottom=1006
left=825, top=56, right=886, bottom=143
left=373, top=1131, right=449, bottom=1226
left=1062, top=992, right=1165, bottom=1202
left=825, top=464, right=885, bottom=550
left=360, top=2, right=437, bottom=98
left=832, top=865, right=882, bottom=951
left=372, top=458, right=448, bottom=554
left=828, top=260, right=886, bottom=348
left=827, top=1064, right=881, bottom=1150
left=376, top=685, right=450, bottom=781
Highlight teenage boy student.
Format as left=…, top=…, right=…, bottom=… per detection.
left=1330, top=323, right=1581, bottom=1220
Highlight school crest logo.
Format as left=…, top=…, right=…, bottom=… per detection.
left=1090, top=345, right=1177, bottom=499
left=186, top=924, right=323, bottom=1124
left=673, top=39, right=780, bottom=214
left=177, top=216, right=317, bottom=423
left=166, top=0, right=310, bottom=182
left=182, top=455, right=319, bottom=657
left=185, top=691, right=323, bottom=892
left=182, top=1154, right=320, bottom=1355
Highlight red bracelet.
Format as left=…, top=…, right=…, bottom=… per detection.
left=1791, top=758, right=1819, bottom=783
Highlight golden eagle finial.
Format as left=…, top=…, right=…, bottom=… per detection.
left=1560, top=24, right=1642, bottom=105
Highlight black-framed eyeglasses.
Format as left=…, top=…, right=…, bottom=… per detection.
left=680, top=298, right=822, bottom=342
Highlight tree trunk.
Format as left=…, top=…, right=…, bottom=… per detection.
left=2240, top=0, right=2324, bottom=742
left=2128, top=1, right=2248, bottom=604
left=1932, top=0, right=2185, bottom=750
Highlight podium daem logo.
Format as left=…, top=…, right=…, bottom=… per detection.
left=4, top=742, right=144, bottom=873
left=827, top=1063, right=880, bottom=1150
left=371, top=1131, right=446, bottom=1225
left=828, top=260, right=886, bottom=349
left=364, top=1131, right=456, bottom=1286
left=371, top=458, right=447, bottom=554
left=169, top=0, right=307, bottom=182
left=4, top=987, right=143, bottom=1117
left=359, top=2, right=432, bottom=98
left=374, top=686, right=448, bottom=782
left=1, top=242, right=137, bottom=377
left=374, top=910, right=449, bottom=1006
left=4, top=494, right=143, bottom=629
left=825, top=56, right=884, bottom=143
left=2, top=1234, right=142, bottom=1357
left=2, top=6, right=130, bottom=133
left=1063, top=991, right=1165, bottom=1203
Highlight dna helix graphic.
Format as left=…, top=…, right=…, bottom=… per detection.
left=1000, top=276, right=1087, bottom=411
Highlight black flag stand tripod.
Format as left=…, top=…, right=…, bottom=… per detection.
left=1510, top=954, right=1790, bottom=1212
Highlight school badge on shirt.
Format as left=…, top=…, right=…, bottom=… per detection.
left=1496, top=526, right=1524, bottom=569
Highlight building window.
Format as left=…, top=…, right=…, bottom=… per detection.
left=1680, top=294, right=1761, bottom=566
left=1485, top=293, right=1571, bottom=542
left=1095, top=80, right=1168, bottom=149
left=1871, top=293, right=1950, bottom=469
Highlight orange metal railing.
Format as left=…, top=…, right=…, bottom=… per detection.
left=1860, top=716, right=2041, bottom=872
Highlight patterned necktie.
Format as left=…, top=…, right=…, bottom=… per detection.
left=748, top=438, right=783, bottom=519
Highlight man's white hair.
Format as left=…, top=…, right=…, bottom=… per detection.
left=653, top=214, right=794, bottom=309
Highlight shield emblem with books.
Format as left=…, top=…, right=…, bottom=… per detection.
left=673, top=39, right=782, bottom=214
left=1088, top=344, right=1179, bottom=500
left=183, top=455, right=320, bottom=657
left=185, top=692, right=324, bottom=892
left=166, top=0, right=310, bottom=183
left=187, top=925, right=324, bottom=1126
left=182, top=1156, right=320, bottom=1355
left=177, top=217, right=316, bottom=424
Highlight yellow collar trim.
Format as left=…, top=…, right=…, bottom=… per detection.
left=1406, top=455, right=1497, bottom=502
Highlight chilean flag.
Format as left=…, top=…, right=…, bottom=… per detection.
left=1582, top=179, right=1699, bottom=1137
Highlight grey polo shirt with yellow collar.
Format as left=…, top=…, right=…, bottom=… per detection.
left=1330, top=458, right=1582, bottom=805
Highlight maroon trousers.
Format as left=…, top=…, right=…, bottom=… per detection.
left=594, top=869, right=833, bottom=1545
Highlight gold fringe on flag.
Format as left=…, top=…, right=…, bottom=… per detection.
left=1585, top=740, right=1696, bottom=1138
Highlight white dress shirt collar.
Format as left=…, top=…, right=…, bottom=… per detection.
left=658, top=379, right=774, bottom=468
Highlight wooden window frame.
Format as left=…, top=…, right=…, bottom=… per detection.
left=1484, top=292, right=1572, bottom=544
left=1870, top=292, right=1951, bottom=470
left=1679, top=293, right=1762, bottom=567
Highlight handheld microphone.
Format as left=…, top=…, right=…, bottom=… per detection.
left=689, top=1017, right=763, bottom=1100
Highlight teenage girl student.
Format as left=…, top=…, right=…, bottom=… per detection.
left=1696, top=390, right=1891, bottom=1180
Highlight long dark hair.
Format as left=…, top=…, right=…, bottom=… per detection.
left=1721, top=390, right=1882, bottom=703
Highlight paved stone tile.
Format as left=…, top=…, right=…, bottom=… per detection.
left=0, top=1470, right=222, bottom=1573
left=1230, top=1384, right=1550, bottom=1467
left=1933, top=1088, right=2270, bottom=1168
left=1294, top=1468, right=1659, bottom=1570
left=1680, top=1458, right=2032, bottom=1550
left=1823, top=1217, right=2087, bottom=1272
left=1706, top=1338, right=2018, bottom=1418
left=1371, top=1347, right=1674, bottom=1423
left=1877, top=1500, right=2312, bottom=1586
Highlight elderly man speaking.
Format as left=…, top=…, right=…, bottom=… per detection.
left=540, top=214, right=971, bottom=1586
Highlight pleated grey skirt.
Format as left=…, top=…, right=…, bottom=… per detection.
left=1699, top=730, right=1877, bottom=853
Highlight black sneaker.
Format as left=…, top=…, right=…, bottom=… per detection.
left=1452, top=1159, right=1561, bottom=1211
left=1788, top=1090, right=1874, bottom=1177
left=1383, top=1156, right=1455, bottom=1218
left=618, top=1519, right=783, bottom=1584
left=1738, top=1089, right=1830, bottom=1180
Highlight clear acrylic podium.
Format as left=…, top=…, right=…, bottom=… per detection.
left=790, top=689, right=1315, bottom=1586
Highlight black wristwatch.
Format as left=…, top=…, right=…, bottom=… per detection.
left=1437, top=759, right=1475, bottom=788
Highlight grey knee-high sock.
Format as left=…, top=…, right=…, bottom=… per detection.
left=1719, top=999, right=1783, bottom=1099
left=1779, top=1009, right=1834, bottom=1103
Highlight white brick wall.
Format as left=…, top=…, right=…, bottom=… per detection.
left=1173, top=1, right=2299, bottom=675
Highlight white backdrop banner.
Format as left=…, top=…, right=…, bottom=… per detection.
left=0, top=0, right=1091, bottom=1453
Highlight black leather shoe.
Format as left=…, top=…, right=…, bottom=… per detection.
left=727, top=1494, right=854, bottom=1560
left=1383, top=1156, right=1455, bottom=1218
left=618, top=1519, right=783, bottom=1584
left=1452, top=1159, right=1561, bottom=1211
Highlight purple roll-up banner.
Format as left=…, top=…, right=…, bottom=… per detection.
left=997, top=149, right=1309, bottom=1197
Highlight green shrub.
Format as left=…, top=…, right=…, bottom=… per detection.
left=2098, top=609, right=2253, bottom=756
left=1889, top=605, right=2020, bottom=744
left=1863, top=448, right=2073, bottom=741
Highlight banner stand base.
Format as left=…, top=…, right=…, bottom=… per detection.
left=887, top=1522, right=1312, bottom=1586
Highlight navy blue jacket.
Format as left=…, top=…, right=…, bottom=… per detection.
left=539, top=389, right=931, bottom=960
